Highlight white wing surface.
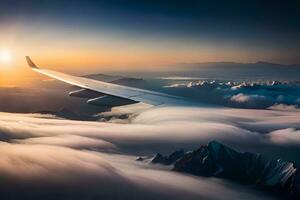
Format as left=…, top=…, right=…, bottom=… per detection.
left=26, top=56, right=186, bottom=106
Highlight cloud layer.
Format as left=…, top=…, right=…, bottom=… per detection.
left=0, top=105, right=300, bottom=199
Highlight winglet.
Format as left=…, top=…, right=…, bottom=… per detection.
left=25, top=56, right=38, bottom=69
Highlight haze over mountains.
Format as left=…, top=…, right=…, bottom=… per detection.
left=174, top=61, right=300, bottom=68
left=104, top=61, right=300, bottom=82
left=166, top=61, right=300, bottom=81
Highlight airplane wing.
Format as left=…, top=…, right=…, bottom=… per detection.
left=26, top=56, right=186, bottom=107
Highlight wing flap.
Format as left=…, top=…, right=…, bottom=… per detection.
left=87, top=95, right=137, bottom=107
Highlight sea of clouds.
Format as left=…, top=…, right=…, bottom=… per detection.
left=0, top=104, right=300, bottom=199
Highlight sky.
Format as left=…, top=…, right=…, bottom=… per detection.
left=0, top=0, right=299, bottom=85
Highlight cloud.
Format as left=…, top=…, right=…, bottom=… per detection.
left=229, top=93, right=266, bottom=103
left=265, top=128, right=300, bottom=146
left=0, top=133, right=272, bottom=200
left=268, top=104, right=298, bottom=111
left=15, top=135, right=117, bottom=150
left=0, top=142, right=114, bottom=179
left=0, top=105, right=300, bottom=199
left=230, top=93, right=251, bottom=103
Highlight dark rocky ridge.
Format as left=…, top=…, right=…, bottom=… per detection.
left=151, top=141, right=300, bottom=198
left=151, top=149, right=185, bottom=165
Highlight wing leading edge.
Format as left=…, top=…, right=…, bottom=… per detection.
left=26, top=56, right=186, bottom=106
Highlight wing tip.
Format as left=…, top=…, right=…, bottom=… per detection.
left=25, top=56, right=38, bottom=69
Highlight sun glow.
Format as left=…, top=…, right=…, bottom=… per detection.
left=0, top=50, right=12, bottom=64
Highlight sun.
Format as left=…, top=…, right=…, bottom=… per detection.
left=0, top=50, right=12, bottom=64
